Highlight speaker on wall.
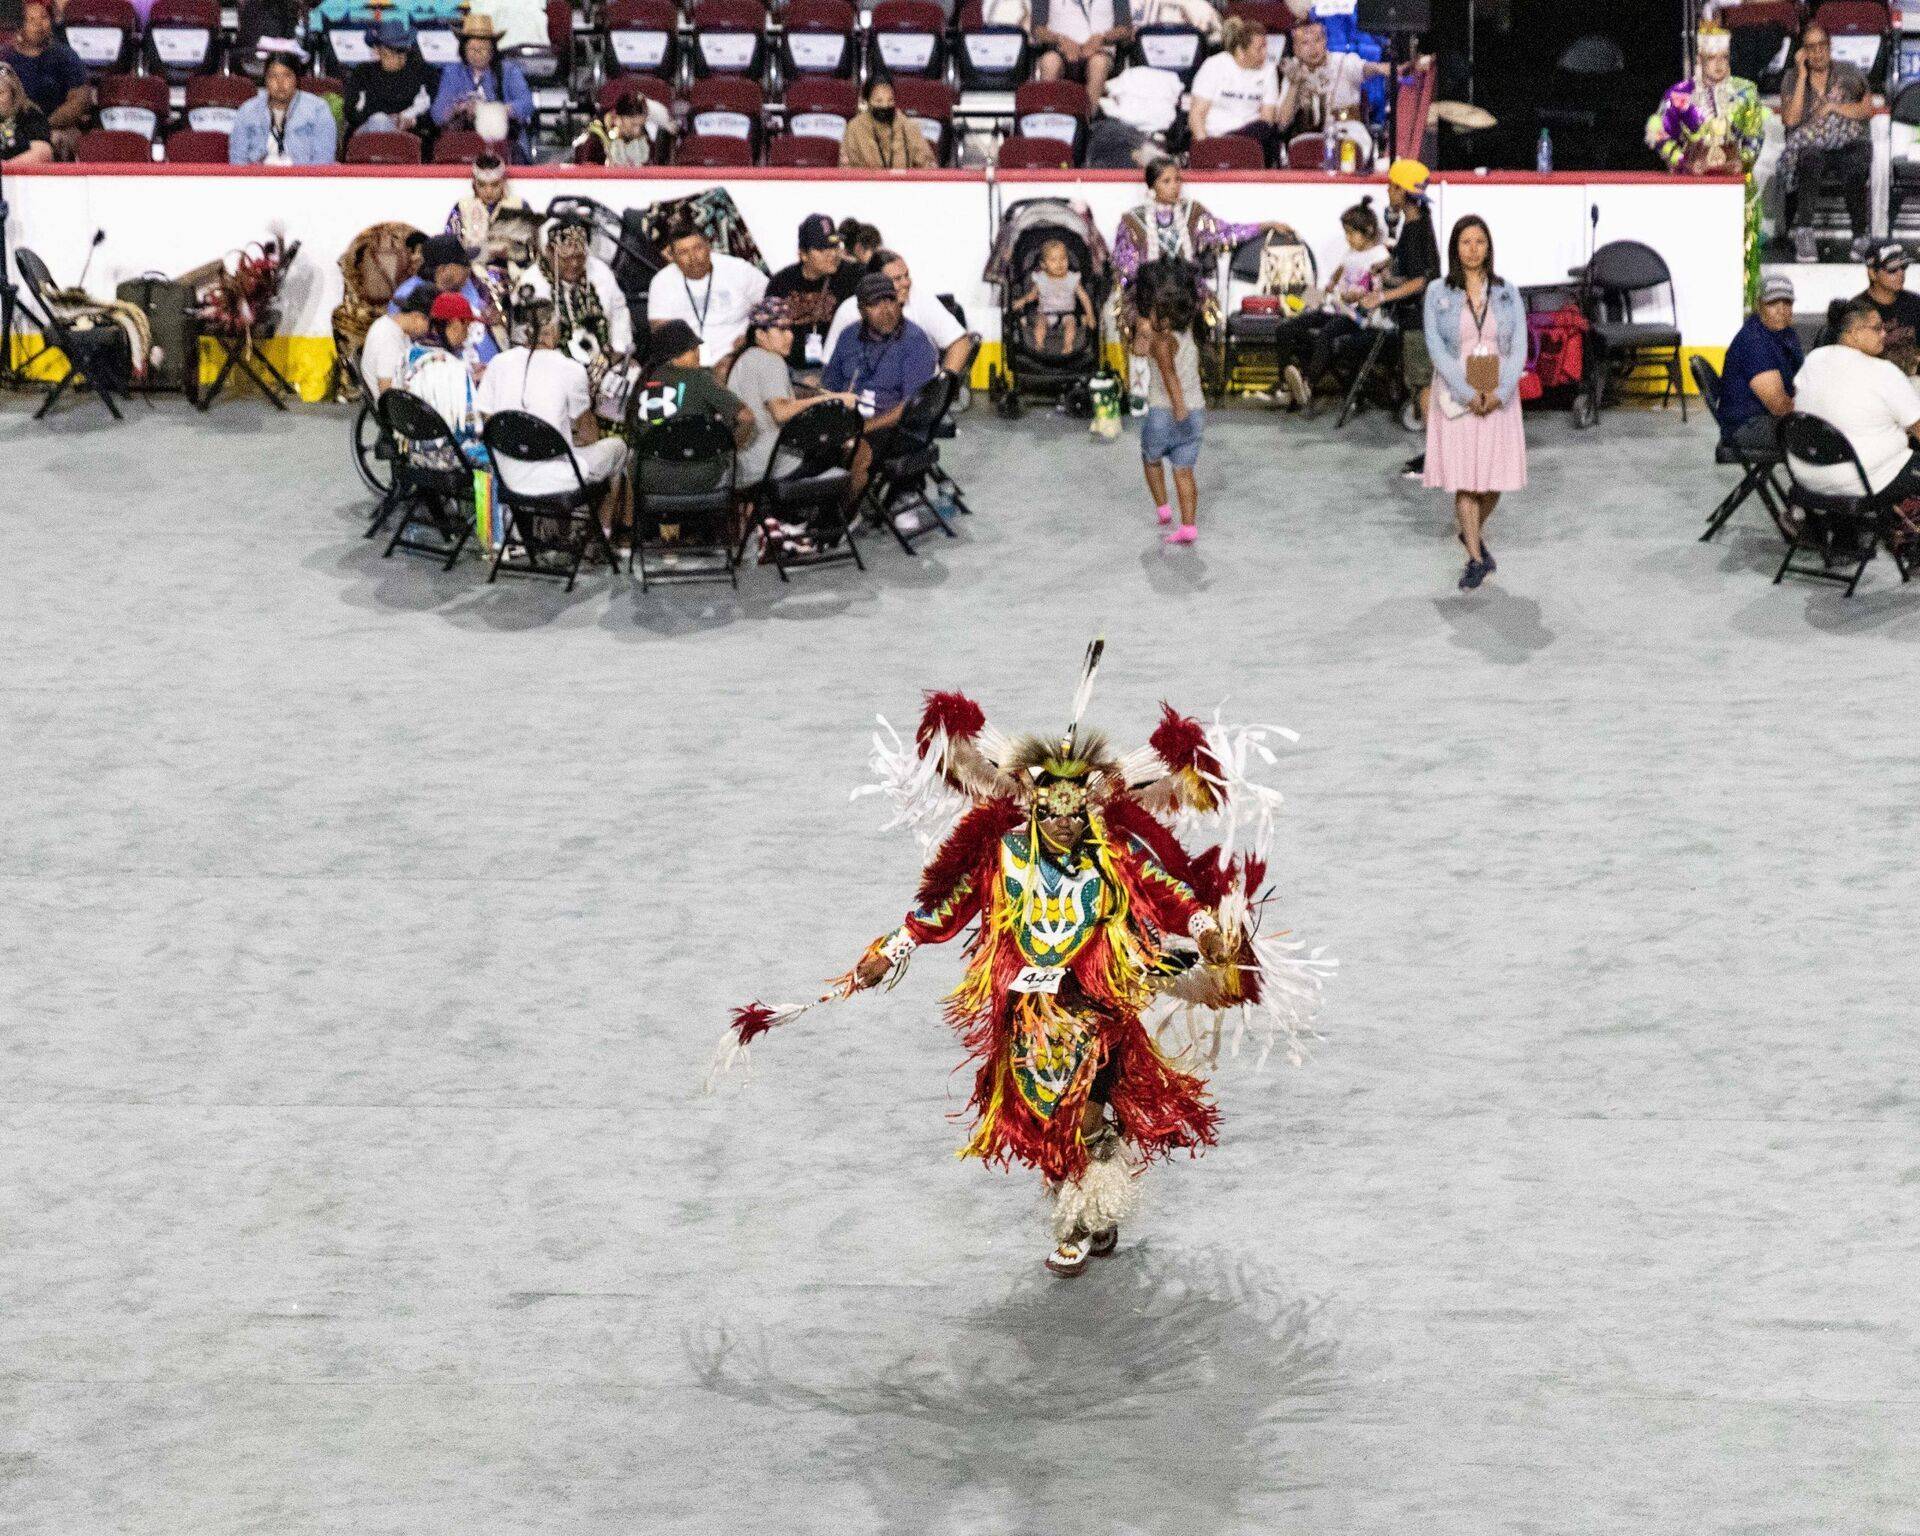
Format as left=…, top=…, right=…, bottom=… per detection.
left=1356, top=0, right=1431, bottom=30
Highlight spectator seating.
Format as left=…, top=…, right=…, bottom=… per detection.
left=1888, top=78, right=1920, bottom=231
left=97, top=72, right=169, bottom=138
left=688, top=0, right=768, bottom=80
left=1189, top=134, right=1265, bottom=171
left=780, top=0, right=858, bottom=79
left=1579, top=239, right=1687, bottom=424
left=767, top=132, right=839, bottom=166
left=302, top=73, right=346, bottom=102
left=1223, top=0, right=1296, bottom=35
left=1690, top=355, right=1793, bottom=545
left=870, top=0, right=948, bottom=80
left=1723, top=0, right=1799, bottom=88
left=433, top=129, right=492, bottom=163
left=1811, top=1, right=1891, bottom=81
left=599, top=73, right=675, bottom=118
left=345, top=128, right=423, bottom=164
left=415, top=20, right=463, bottom=71
left=184, top=72, right=254, bottom=134
left=509, top=0, right=576, bottom=131
left=956, top=0, right=1033, bottom=93
left=894, top=76, right=954, bottom=164
left=673, top=132, right=754, bottom=166
left=784, top=75, right=859, bottom=139
left=163, top=126, right=229, bottom=162
left=74, top=126, right=152, bottom=161
left=604, top=0, right=680, bottom=80
left=1285, top=132, right=1328, bottom=168
left=996, top=134, right=1072, bottom=169
left=1131, top=23, right=1209, bottom=84
left=144, top=0, right=220, bottom=81
left=14, top=247, right=129, bottom=420
left=687, top=73, right=763, bottom=144
left=1014, top=80, right=1088, bottom=158
left=60, top=0, right=139, bottom=75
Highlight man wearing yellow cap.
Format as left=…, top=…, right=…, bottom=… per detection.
left=1361, top=158, right=1441, bottom=475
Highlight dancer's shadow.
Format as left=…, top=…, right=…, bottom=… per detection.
left=1432, top=585, right=1554, bottom=663
left=687, top=1248, right=1340, bottom=1535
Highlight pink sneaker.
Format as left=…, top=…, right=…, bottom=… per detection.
left=1154, top=503, right=1173, bottom=525
left=1163, top=525, right=1197, bottom=546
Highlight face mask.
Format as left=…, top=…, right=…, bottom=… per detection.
left=871, top=106, right=896, bottom=125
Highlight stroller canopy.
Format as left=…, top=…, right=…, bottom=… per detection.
left=984, top=198, right=1113, bottom=292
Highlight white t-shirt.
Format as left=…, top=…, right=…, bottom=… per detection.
left=1280, top=50, right=1367, bottom=127
left=1790, top=343, right=1920, bottom=494
left=1039, top=0, right=1116, bottom=46
left=824, top=285, right=966, bottom=360
left=360, top=313, right=411, bottom=397
left=646, top=251, right=769, bottom=365
left=1191, top=51, right=1281, bottom=137
left=476, top=345, right=597, bottom=495
left=1333, top=243, right=1388, bottom=296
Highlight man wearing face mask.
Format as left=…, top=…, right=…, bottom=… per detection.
left=839, top=73, right=937, bottom=170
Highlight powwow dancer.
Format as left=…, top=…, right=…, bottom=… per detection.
left=713, top=644, right=1334, bottom=1277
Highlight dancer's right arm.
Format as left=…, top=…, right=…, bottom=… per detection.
left=853, top=870, right=985, bottom=989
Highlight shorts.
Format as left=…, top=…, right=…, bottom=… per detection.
left=1040, top=46, right=1117, bottom=79
left=1141, top=406, right=1205, bottom=469
left=1401, top=328, right=1433, bottom=389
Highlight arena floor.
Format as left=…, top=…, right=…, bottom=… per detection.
left=4, top=391, right=1916, bottom=1535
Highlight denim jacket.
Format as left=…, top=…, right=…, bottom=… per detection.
left=1423, top=277, right=1528, bottom=407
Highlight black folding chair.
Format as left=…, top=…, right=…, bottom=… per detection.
left=864, top=371, right=964, bottom=553
left=631, top=413, right=741, bottom=589
left=197, top=325, right=297, bottom=411
left=745, top=399, right=865, bottom=581
left=480, top=411, right=623, bottom=593
left=351, top=361, right=398, bottom=499
left=14, top=247, right=130, bottom=421
left=1573, top=239, right=1687, bottom=427
left=1774, top=411, right=1915, bottom=597
left=372, top=389, right=475, bottom=568
left=1690, top=355, right=1793, bottom=544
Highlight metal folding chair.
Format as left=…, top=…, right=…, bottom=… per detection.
left=744, top=399, right=865, bottom=581
left=1689, top=355, right=1792, bottom=544
left=373, top=389, right=476, bottom=568
left=480, top=411, right=622, bottom=594
left=1774, top=411, right=1915, bottom=597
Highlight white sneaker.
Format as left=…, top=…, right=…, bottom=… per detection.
left=1793, top=228, right=1818, bottom=264
left=1282, top=364, right=1310, bottom=410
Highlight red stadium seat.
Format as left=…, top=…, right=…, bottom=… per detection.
left=956, top=0, right=1032, bottom=91
left=766, top=133, right=839, bottom=166
left=345, top=128, right=423, bottom=164
left=996, top=134, right=1072, bottom=170
left=893, top=75, right=953, bottom=163
left=1284, top=131, right=1326, bottom=168
left=603, top=0, right=680, bottom=78
left=870, top=0, right=947, bottom=79
left=687, top=74, right=763, bottom=141
left=1813, top=0, right=1892, bottom=30
left=96, top=72, right=169, bottom=138
left=688, top=0, right=768, bottom=79
left=74, top=127, right=153, bottom=161
left=301, top=74, right=346, bottom=101
left=144, top=0, right=219, bottom=80
left=598, top=73, right=676, bottom=117
left=1722, top=0, right=1801, bottom=30
left=1188, top=134, right=1264, bottom=172
left=673, top=133, right=754, bottom=166
left=183, top=72, right=254, bottom=133
left=432, top=129, right=492, bottom=163
left=1223, top=1, right=1296, bottom=34
left=162, top=126, right=229, bottom=162
left=781, top=0, right=857, bottom=78
left=1013, top=79, right=1088, bottom=155
left=783, top=75, right=858, bottom=139
left=60, top=0, right=139, bottom=73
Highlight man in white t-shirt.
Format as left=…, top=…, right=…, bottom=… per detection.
left=475, top=301, right=628, bottom=505
left=1032, top=0, right=1134, bottom=108
left=1188, top=16, right=1283, bottom=161
left=646, top=222, right=769, bottom=372
left=1278, top=17, right=1389, bottom=136
left=360, top=287, right=435, bottom=399
left=1789, top=299, right=1920, bottom=498
left=823, top=250, right=973, bottom=375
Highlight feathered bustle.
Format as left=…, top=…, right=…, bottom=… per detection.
left=1149, top=704, right=1219, bottom=778
left=916, top=691, right=987, bottom=753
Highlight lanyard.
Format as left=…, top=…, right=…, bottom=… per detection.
left=853, top=328, right=899, bottom=390
left=683, top=270, right=714, bottom=334
left=1465, top=287, right=1490, bottom=338
left=269, top=107, right=288, bottom=155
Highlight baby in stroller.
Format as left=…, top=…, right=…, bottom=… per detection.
left=1011, top=239, right=1098, bottom=357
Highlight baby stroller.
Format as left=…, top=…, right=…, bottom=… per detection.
left=981, top=197, right=1113, bottom=419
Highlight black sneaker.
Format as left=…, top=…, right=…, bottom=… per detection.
left=1459, top=558, right=1486, bottom=590
left=1480, top=540, right=1495, bottom=573
left=1402, top=453, right=1425, bottom=478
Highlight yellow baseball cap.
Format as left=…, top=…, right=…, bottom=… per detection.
left=1387, top=158, right=1430, bottom=193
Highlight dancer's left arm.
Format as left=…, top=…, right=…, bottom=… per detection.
left=1126, top=841, right=1229, bottom=962
left=852, top=864, right=987, bottom=989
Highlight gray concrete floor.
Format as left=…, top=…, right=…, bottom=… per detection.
left=3, top=390, right=1917, bottom=1536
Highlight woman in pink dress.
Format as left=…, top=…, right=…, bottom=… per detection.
left=1422, top=215, right=1529, bottom=589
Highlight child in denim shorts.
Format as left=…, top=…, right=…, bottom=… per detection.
left=1133, top=258, right=1206, bottom=546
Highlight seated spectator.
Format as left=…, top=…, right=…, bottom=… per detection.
left=446, top=154, right=524, bottom=259
left=2, top=1, right=88, bottom=158
left=1827, top=245, right=1920, bottom=374
left=1778, top=24, right=1874, bottom=264
left=1132, top=0, right=1221, bottom=40
left=396, top=292, right=487, bottom=470
left=390, top=234, right=501, bottom=367
left=235, top=0, right=303, bottom=62
left=0, top=60, right=52, bottom=165
left=629, top=319, right=756, bottom=495
left=725, top=297, right=862, bottom=484
left=1790, top=298, right=1920, bottom=500
left=765, top=213, right=860, bottom=373
left=476, top=298, right=627, bottom=526
left=823, top=271, right=941, bottom=499
left=840, top=73, right=937, bottom=171
left=230, top=52, right=339, bottom=165
left=646, top=220, right=769, bottom=370
left=360, top=285, right=436, bottom=398
left=346, top=19, right=437, bottom=137
left=573, top=90, right=667, bottom=167
left=1718, top=273, right=1802, bottom=452
left=1272, top=196, right=1389, bottom=409
left=431, top=15, right=533, bottom=158
left=1279, top=17, right=1393, bottom=139
left=540, top=218, right=633, bottom=378
left=838, top=220, right=883, bottom=267
left=823, top=249, right=972, bottom=376
left=1012, top=237, right=1095, bottom=355
left=1188, top=16, right=1283, bottom=165
left=1032, top=0, right=1133, bottom=108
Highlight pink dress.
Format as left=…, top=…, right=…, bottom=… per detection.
left=1424, top=304, right=1528, bottom=494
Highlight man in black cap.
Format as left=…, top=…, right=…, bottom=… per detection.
left=822, top=272, right=940, bottom=499
left=1853, top=244, right=1920, bottom=372
left=765, top=213, right=860, bottom=375
left=629, top=319, right=756, bottom=496
left=388, top=234, right=501, bottom=364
